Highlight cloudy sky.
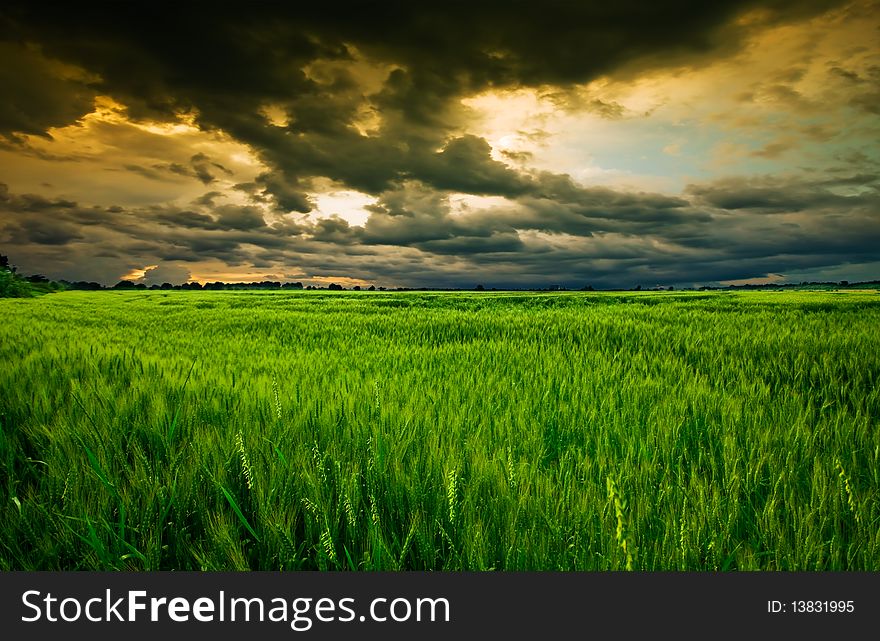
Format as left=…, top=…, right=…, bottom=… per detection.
left=0, top=1, right=878, bottom=288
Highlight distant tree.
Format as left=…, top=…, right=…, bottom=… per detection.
left=581, top=284, right=594, bottom=291
left=282, top=281, right=303, bottom=289
left=352, top=285, right=361, bottom=291
left=368, top=285, right=376, bottom=291
left=475, top=284, right=485, bottom=291
left=0, top=267, right=32, bottom=297
left=839, top=280, right=849, bottom=287
left=113, top=280, right=136, bottom=289
left=0, top=254, right=18, bottom=274
left=69, top=281, right=103, bottom=290
left=378, top=286, right=386, bottom=291
left=328, top=283, right=343, bottom=290
left=160, top=282, right=173, bottom=290
left=1, top=269, right=63, bottom=296
left=668, top=286, right=674, bottom=291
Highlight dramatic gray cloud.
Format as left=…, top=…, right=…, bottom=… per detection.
left=0, top=1, right=877, bottom=287
left=0, top=41, right=98, bottom=138
left=2, top=164, right=877, bottom=287
left=141, top=262, right=191, bottom=286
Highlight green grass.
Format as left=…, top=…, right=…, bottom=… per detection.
left=0, top=289, right=878, bottom=570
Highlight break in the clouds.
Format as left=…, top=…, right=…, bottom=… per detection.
left=0, top=1, right=877, bottom=287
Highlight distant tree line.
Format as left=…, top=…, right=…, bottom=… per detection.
left=105, top=280, right=383, bottom=291
left=0, top=254, right=65, bottom=297
left=102, top=279, right=871, bottom=293
left=2, top=253, right=877, bottom=296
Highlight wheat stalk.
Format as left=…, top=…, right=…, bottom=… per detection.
left=607, top=475, right=634, bottom=571
left=320, top=528, right=338, bottom=566
left=446, top=468, right=459, bottom=524
left=236, top=431, right=253, bottom=491
left=836, top=460, right=861, bottom=525
left=271, top=375, right=282, bottom=420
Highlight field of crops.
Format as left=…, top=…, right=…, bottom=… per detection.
left=1, top=290, right=878, bottom=570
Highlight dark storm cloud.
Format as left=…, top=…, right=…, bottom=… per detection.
left=5, top=159, right=877, bottom=287
left=828, top=63, right=880, bottom=114
left=193, top=191, right=223, bottom=207
left=416, top=136, right=532, bottom=197
left=155, top=204, right=268, bottom=232
left=500, top=149, right=534, bottom=164
left=0, top=185, right=277, bottom=277
left=5, top=1, right=840, bottom=95
left=1, top=1, right=874, bottom=288
left=323, top=171, right=878, bottom=284
left=352, top=173, right=702, bottom=250
left=155, top=210, right=218, bottom=230
left=0, top=41, right=97, bottom=138
left=417, top=232, right=525, bottom=255
left=213, top=205, right=267, bottom=231
left=7, top=218, right=83, bottom=245
left=123, top=154, right=234, bottom=185
left=0, top=1, right=848, bottom=196
left=0, top=184, right=77, bottom=211
left=311, top=216, right=357, bottom=244
left=254, top=173, right=313, bottom=214
left=686, top=175, right=879, bottom=212
left=190, top=153, right=233, bottom=185
left=141, top=262, right=191, bottom=286
left=122, top=164, right=165, bottom=181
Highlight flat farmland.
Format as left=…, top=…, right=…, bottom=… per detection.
left=1, top=290, right=877, bottom=570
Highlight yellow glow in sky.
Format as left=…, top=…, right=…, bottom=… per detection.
left=310, top=187, right=376, bottom=226
left=119, top=265, right=158, bottom=282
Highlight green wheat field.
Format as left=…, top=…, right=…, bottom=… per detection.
left=1, top=289, right=878, bottom=570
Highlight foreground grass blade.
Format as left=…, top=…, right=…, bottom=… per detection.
left=218, top=482, right=260, bottom=542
